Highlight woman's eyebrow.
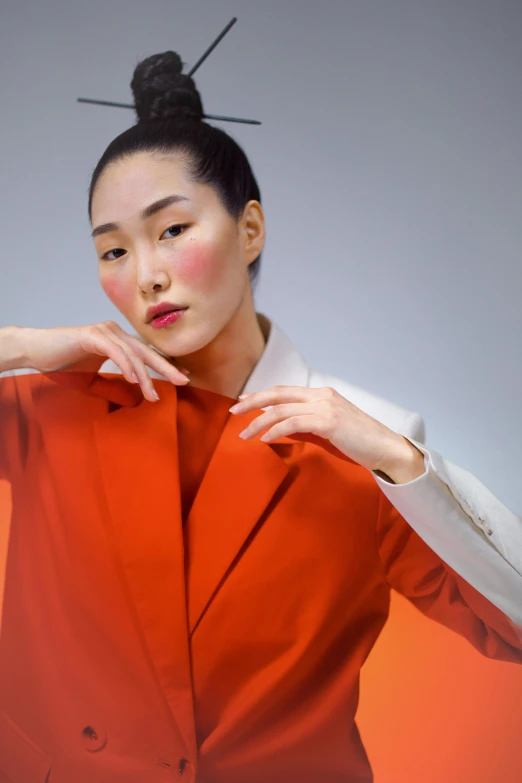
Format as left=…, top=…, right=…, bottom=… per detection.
left=141, top=194, right=190, bottom=219
left=91, top=194, right=190, bottom=238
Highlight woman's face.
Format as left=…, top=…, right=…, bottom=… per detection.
left=90, top=151, right=264, bottom=358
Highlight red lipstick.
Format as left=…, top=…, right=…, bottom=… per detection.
left=145, top=301, right=187, bottom=328
left=149, top=309, right=186, bottom=329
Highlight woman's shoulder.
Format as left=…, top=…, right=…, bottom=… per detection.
left=307, top=367, right=425, bottom=441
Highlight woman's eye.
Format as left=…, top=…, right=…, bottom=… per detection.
left=101, top=248, right=126, bottom=261
left=161, top=224, right=187, bottom=240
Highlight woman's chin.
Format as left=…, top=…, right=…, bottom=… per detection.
left=142, top=324, right=213, bottom=360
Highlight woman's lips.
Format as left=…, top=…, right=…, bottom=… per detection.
left=149, top=308, right=187, bottom=329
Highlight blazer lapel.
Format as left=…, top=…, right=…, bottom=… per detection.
left=92, top=380, right=197, bottom=757
left=185, top=408, right=291, bottom=634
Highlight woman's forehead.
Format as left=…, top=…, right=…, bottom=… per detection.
left=94, top=152, right=189, bottom=200
left=90, top=152, right=207, bottom=225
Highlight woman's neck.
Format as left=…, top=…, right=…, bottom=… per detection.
left=175, top=297, right=267, bottom=400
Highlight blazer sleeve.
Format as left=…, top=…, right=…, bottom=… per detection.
left=0, top=372, right=33, bottom=482
left=376, top=490, right=522, bottom=662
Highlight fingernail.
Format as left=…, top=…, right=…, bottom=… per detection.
left=153, top=389, right=160, bottom=400
left=131, top=372, right=138, bottom=383
left=238, top=394, right=250, bottom=399
left=229, top=403, right=241, bottom=413
left=238, top=429, right=249, bottom=439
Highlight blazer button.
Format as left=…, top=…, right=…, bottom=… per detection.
left=178, top=757, right=195, bottom=778
left=80, top=724, right=108, bottom=752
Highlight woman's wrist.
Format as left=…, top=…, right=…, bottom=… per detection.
left=376, top=438, right=426, bottom=485
left=0, top=326, right=34, bottom=373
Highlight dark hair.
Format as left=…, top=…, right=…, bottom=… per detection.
left=88, top=51, right=262, bottom=285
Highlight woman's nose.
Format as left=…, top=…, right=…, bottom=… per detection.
left=136, top=255, right=170, bottom=294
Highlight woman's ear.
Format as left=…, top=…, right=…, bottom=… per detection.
left=240, top=201, right=266, bottom=265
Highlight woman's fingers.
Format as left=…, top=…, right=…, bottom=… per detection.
left=90, top=322, right=189, bottom=400
left=117, top=348, right=159, bottom=402
left=87, top=332, right=155, bottom=402
left=100, top=333, right=162, bottom=401
left=238, top=403, right=316, bottom=440
left=257, top=414, right=320, bottom=443
left=85, top=330, right=137, bottom=384
left=81, top=323, right=185, bottom=402
left=131, top=340, right=189, bottom=387
left=232, top=385, right=327, bottom=413
left=110, top=341, right=186, bottom=402
left=108, top=325, right=189, bottom=387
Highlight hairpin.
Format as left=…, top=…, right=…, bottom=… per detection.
left=77, top=17, right=261, bottom=126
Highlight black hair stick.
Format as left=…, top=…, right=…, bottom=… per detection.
left=77, top=17, right=261, bottom=124
left=77, top=98, right=134, bottom=109
left=187, top=17, right=237, bottom=77
left=77, top=18, right=238, bottom=110
left=204, top=113, right=261, bottom=125
left=77, top=98, right=260, bottom=125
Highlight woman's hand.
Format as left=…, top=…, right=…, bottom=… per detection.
left=229, top=385, right=426, bottom=484
left=10, top=322, right=189, bottom=402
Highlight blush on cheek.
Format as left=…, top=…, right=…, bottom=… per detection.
left=100, top=274, right=133, bottom=310
left=174, top=243, right=223, bottom=287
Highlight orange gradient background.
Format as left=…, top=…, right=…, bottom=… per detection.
left=1, top=479, right=521, bottom=782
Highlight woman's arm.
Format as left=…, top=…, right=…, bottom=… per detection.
left=230, top=384, right=522, bottom=634
left=377, top=491, right=522, bottom=660
left=0, top=326, right=31, bottom=374
left=0, top=322, right=189, bottom=482
left=0, top=322, right=188, bottom=396
left=373, top=438, right=522, bottom=631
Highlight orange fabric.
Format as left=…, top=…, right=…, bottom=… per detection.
left=0, top=372, right=521, bottom=783
left=0, top=481, right=9, bottom=631
left=177, top=386, right=232, bottom=525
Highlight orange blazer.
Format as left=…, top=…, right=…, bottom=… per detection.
left=0, top=371, right=521, bottom=783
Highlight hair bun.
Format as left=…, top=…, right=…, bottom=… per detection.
left=131, top=51, right=204, bottom=123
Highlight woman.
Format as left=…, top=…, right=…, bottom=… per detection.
left=0, top=52, right=521, bottom=783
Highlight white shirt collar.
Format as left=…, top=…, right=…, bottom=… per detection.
left=241, top=314, right=310, bottom=394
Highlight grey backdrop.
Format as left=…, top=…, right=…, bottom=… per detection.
left=1, top=0, right=521, bottom=518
